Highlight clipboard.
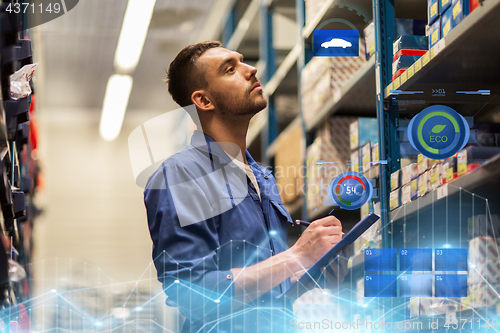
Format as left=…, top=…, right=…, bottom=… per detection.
left=277, top=213, right=380, bottom=299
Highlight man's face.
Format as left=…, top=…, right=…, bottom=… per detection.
left=198, top=47, right=268, bottom=119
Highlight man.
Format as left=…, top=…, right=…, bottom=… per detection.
left=144, top=41, right=344, bottom=333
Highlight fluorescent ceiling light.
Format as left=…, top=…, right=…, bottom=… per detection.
left=114, top=0, right=156, bottom=73
left=100, top=75, right=133, bottom=141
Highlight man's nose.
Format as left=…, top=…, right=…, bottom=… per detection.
left=244, top=63, right=258, bottom=79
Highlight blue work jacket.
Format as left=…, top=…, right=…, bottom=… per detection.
left=144, top=130, right=295, bottom=332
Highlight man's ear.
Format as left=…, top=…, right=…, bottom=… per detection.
left=191, top=90, right=215, bottom=112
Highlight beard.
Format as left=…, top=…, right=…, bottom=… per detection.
left=211, top=86, right=268, bottom=123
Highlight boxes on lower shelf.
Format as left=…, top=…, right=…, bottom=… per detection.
left=467, top=283, right=500, bottom=308
left=390, top=188, right=401, bottom=211
left=275, top=125, right=304, bottom=204
left=418, top=171, right=430, bottom=197
left=393, top=35, right=429, bottom=57
left=417, top=154, right=431, bottom=175
left=430, top=161, right=443, bottom=190
left=469, top=236, right=500, bottom=265
left=401, top=162, right=416, bottom=186
left=306, top=117, right=356, bottom=215
left=442, top=156, right=457, bottom=184
left=391, top=169, right=401, bottom=191
left=401, top=184, right=411, bottom=205
left=429, top=18, right=441, bottom=48
left=392, top=55, right=422, bottom=80
left=349, top=118, right=379, bottom=151
left=457, top=146, right=500, bottom=177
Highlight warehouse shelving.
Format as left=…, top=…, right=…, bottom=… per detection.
left=223, top=0, right=500, bottom=326
left=247, top=0, right=374, bottom=151
left=390, top=154, right=500, bottom=223
left=384, top=0, right=500, bottom=113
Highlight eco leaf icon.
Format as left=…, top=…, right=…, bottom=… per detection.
left=430, top=124, right=446, bottom=134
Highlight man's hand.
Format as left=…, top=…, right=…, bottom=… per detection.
left=289, top=216, right=343, bottom=272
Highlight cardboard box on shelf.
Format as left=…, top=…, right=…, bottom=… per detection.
left=440, top=0, right=452, bottom=14
left=361, top=141, right=372, bottom=172
left=428, top=0, right=440, bottom=24
left=390, top=188, right=401, bottom=211
left=457, top=146, right=500, bottom=177
left=451, top=0, right=465, bottom=25
left=442, top=156, right=457, bottom=184
left=349, top=118, right=379, bottom=151
left=430, top=162, right=443, bottom=190
left=364, top=21, right=375, bottom=60
left=393, top=35, right=429, bottom=56
left=402, top=162, right=416, bottom=186
left=306, top=117, right=356, bottom=214
left=469, top=261, right=500, bottom=285
left=469, top=283, right=500, bottom=308
left=371, top=143, right=379, bottom=163
left=393, top=54, right=422, bottom=79
left=469, top=236, right=500, bottom=265
left=350, top=150, right=360, bottom=173
left=391, top=169, right=401, bottom=191
left=275, top=125, right=304, bottom=204
left=418, top=171, right=430, bottom=197
left=429, top=18, right=441, bottom=49
left=417, top=154, right=430, bottom=175
left=410, top=176, right=419, bottom=200
left=401, top=184, right=412, bottom=205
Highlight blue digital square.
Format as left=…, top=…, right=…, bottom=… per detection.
left=364, top=274, right=397, bottom=297
left=364, top=248, right=397, bottom=271
left=435, top=249, right=468, bottom=271
left=313, top=30, right=359, bottom=57
left=435, top=274, right=468, bottom=297
left=400, top=249, right=432, bottom=271
left=400, top=274, right=433, bottom=297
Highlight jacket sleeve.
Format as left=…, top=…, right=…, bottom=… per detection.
left=144, top=163, right=235, bottom=322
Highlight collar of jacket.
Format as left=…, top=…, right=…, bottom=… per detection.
left=190, top=130, right=272, bottom=177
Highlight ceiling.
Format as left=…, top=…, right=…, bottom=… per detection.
left=35, top=0, right=218, bottom=115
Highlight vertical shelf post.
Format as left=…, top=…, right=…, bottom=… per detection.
left=296, top=0, right=307, bottom=220
left=373, top=0, right=403, bottom=322
left=373, top=0, right=399, bottom=247
left=259, top=1, right=276, bottom=166
left=222, top=5, right=236, bottom=46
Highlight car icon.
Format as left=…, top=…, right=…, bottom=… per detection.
left=321, top=38, right=352, bottom=49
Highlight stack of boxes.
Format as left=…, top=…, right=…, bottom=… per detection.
left=354, top=202, right=382, bottom=255
left=428, top=0, right=478, bottom=50
left=389, top=147, right=500, bottom=210
left=349, top=118, right=379, bottom=175
left=301, top=57, right=332, bottom=124
left=275, top=126, right=304, bottom=204
left=301, top=42, right=367, bottom=124
left=465, top=228, right=500, bottom=309
left=304, top=0, right=324, bottom=25
left=306, top=117, right=356, bottom=215
left=392, top=36, right=429, bottom=80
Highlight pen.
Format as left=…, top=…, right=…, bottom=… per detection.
left=295, top=220, right=345, bottom=235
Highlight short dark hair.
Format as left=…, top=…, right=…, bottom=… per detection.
left=165, top=41, right=222, bottom=107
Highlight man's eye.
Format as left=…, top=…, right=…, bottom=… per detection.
left=226, top=67, right=234, bottom=73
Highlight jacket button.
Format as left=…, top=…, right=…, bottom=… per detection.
left=264, top=175, right=269, bottom=179
left=226, top=274, right=232, bottom=279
